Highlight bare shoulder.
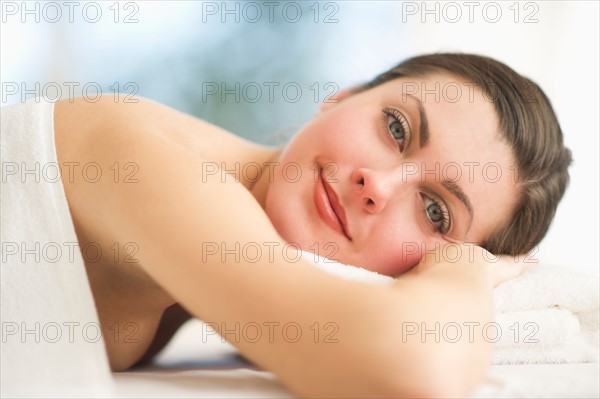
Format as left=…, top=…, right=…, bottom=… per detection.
left=54, top=96, right=186, bottom=238
left=54, top=95, right=259, bottom=163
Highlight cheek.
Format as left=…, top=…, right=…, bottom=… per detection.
left=311, top=111, right=373, bottom=157
left=370, top=248, right=423, bottom=277
left=356, top=228, right=426, bottom=277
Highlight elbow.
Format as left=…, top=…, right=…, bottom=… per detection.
left=282, top=347, right=482, bottom=399
left=396, top=378, right=474, bottom=399
left=384, top=369, right=479, bottom=399
left=382, top=348, right=490, bottom=398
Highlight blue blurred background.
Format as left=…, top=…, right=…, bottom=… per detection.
left=2, top=1, right=598, bottom=274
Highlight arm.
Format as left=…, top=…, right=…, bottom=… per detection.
left=57, top=97, right=497, bottom=398
left=133, top=303, right=192, bottom=367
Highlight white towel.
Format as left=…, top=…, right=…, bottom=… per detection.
left=300, top=251, right=600, bottom=365
left=1, top=98, right=115, bottom=397
left=491, top=265, right=599, bottom=364
left=492, top=263, right=598, bottom=314
left=493, top=308, right=580, bottom=348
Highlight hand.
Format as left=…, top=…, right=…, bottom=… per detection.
left=403, top=243, right=538, bottom=288
left=488, top=253, right=539, bottom=288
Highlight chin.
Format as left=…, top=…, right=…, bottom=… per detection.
left=279, top=224, right=312, bottom=251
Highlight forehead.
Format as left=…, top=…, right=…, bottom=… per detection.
left=380, top=72, right=498, bottom=126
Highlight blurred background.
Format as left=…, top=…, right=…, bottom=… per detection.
left=2, top=0, right=598, bottom=274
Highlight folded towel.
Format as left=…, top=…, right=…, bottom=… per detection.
left=494, top=308, right=580, bottom=348
left=493, top=334, right=598, bottom=365
left=300, top=251, right=600, bottom=365
left=493, top=264, right=598, bottom=314
left=1, top=98, right=115, bottom=397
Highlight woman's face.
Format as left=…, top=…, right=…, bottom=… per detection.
left=264, top=72, right=519, bottom=277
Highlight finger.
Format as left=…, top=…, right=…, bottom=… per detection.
left=491, top=256, right=538, bottom=287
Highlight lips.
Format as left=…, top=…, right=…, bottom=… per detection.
left=314, top=166, right=352, bottom=240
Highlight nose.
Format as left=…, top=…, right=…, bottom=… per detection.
left=351, top=167, right=396, bottom=214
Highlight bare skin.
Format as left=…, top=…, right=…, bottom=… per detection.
left=53, top=94, right=530, bottom=398
left=55, top=96, right=280, bottom=371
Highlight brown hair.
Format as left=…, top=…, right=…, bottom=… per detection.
left=358, top=53, right=572, bottom=256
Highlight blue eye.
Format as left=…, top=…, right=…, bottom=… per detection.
left=382, top=107, right=410, bottom=153
left=421, top=193, right=451, bottom=234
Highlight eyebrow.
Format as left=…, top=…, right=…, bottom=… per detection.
left=442, top=180, right=474, bottom=224
left=405, top=94, right=430, bottom=148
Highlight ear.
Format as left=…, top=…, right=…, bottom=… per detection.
left=319, top=87, right=359, bottom=113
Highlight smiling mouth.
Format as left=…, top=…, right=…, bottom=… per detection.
left=314, top=166, right=352, bottom=240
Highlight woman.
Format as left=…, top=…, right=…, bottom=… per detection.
left=48, top=53, right=571, bottom=397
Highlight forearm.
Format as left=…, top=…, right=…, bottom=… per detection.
left=142, top=242, right=493, bottom=398
left=147, top=244, right=408, bottom=397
